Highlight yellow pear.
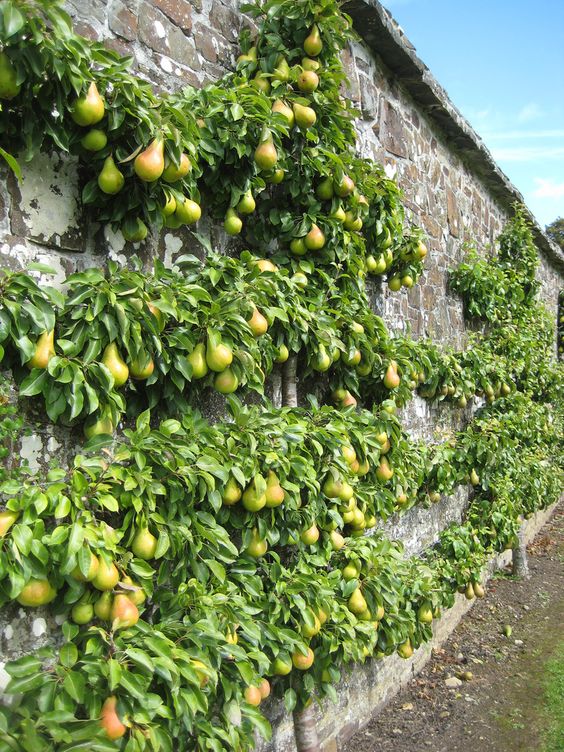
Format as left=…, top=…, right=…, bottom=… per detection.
left=222, top=476, right=242, bottom=506
left=272, top=99, right=295, bottom=127
left=0, top=510, right=19, bottom=538
left=348, top=587, right=367, bottom=615
left=265, top=470, right=285, bottom=507
left=248, top=306, right=268, bottom=336
left=187, top=343, right=208, bottom=379
left=293, top=102, right=317, bottom=129
left=102, top=342, right=129, bottom=387
left=134, top=138, right=165, bottom=182
left=17, top=579, right=57, bottom=607
left=254, top=134, right=278, bottom=171
left=383, top=361, right=400, bottom=389
left=26, top=330, right=55, bottom=369
left=303, top=24, right=323, bottom=56
left=100, top=696, right=126, bottom=741
left=174, top=197, right=201, bottom=225
left=111, top=593, right=139, bottom=630
left=224, top=208, right=243, bottom=235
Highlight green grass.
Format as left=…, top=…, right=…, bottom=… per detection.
left=540, top=639, right=564, bottom=752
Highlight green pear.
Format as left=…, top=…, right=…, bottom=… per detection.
left=303, top=24, right=323, bottom=56
left=348, top=587, right=367, bottom=615
left=187, top=343, right=208, bottom=379
left=293, top=102, right=317, bottom=129
left=0, top=52, right=20, bottom=99
left=102, top=342, right=129, bottom=386
left=206, top=340, right=233, bottom=372
left=71, top=82, right=105, bottom=126
left=98, top=156, right=124, bottom=195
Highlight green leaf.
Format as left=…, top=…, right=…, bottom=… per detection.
left=59, top=642, right=78, bottom=668
left=63, top=670, right=86, bottom=703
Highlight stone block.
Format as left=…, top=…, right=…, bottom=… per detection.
left=152, top=0, right=192, bottom=33
left=109, top=1, right=138, bottom=41
left=380, top=101, right=409, bottom=159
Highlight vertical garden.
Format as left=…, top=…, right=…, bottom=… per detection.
left=0, top=0, right=562, bottom=750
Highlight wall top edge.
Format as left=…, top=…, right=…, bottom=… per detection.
left=343, top=0, right=564, bottom=272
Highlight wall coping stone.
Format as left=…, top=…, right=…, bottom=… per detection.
left=344, top=0, right=564, bottom=271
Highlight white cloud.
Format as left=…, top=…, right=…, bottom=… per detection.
left=517, top=102, right=544, bottom=123
left=532, top=178, right=564, bottom=199
left=491, top=145, right=564, bottom=162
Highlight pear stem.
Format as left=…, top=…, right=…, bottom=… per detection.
left=282, top=355, right=298, bottom=407
left=293, top=704, right=321, bottom=752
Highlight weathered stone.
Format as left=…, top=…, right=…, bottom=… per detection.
left=109, top=1, right=138, bottom=41
left=152, top=0, right=192, bottom=34
left=446, top=187, right=461, bottom=237
left=380, top=101, right=409, bottom=159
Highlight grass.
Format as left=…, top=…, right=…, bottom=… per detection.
left=540, top=639, right=564, bottom=752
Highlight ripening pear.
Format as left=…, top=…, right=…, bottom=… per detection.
left=300, top=524, right=320, bottom=545
left=383, top=361, right=400, bottom=389
left=17, top=578, right=57, bottom=607
left=342, top=563, right=360, bottom=581
left=297, top=69, right=319, bottom=93
left=348, top=587, right=368, bottom=615
left=417, top=602, right=434, bottom=624
left=293, top=102, right=317, bottom=129
left=71, top=601, right=94, bottom=625
left=100, top=696, right=126, bottom=741
left=162, top=153, right=191, bottom=182
left=246, top=528, right=268, bottom=558
left=92, top=559, right=120, bottom=591
left=330, top=530, right=345, bottom=550
left=265, top=470, right=285, bottom=507
left=272, top=56, right=290, bottom=82
left=80, top=128, right=107, bottom=151
left=237, top=190, right=256, bottom=215
left=222, top=476, right=242, bottom=506
left=134, top=138, right=165, bottom=182
left=26, top=330, right=55, bottom=369
left=122, top=218, right=148, bottom=244
left=162, top=194, right=176, bottom=216
left=94, top=591, right=113, bottom=621
left=174, top=197, right=201, bottom=225
left=259, top=678, right=271, bottom=699
left=214, top=368, right=239, bottom=394
left=242, top=475, right=267, bottom=512
left=102, top=342, right=129, bottom=387
left=344, top=212, right=362, bottom=231
left=122, top=576, right=146, bottom=606
left=98, top=156, right=124, bottom=195
left=272, top=99, right=294, bottom=127
left=252, top=73, right=271, bottom=93
left=111, top=593, right=139, bottom=630
left=0, top=510, right=19, bottom=538
left=131, top=528, right=157, bottom=560
left=224, top=208, right=243, bottom=235
left=302, top=57, right=321, bottom=71
left=0, top=52, right=20, bottom=100
left=303, top=24, right=323, bottom=56
left=267, top=168, right=285, bottom=184
left=322, top=475, right=343, bottom=498
left=292, top=647, right=315, bottom=670
left=338, top=481, right=354, bottom=502
left=375, top=457, right=394, bottom=482
left=206, top=340, right=233, bottom=372
left=473, top=582, right=485, bottom=598
left=254, top=134, right=278, bottom=171
left=316, top=177, right=334, bottom=200
left=187, top=343, right=208, bottom=379
left=248, top=306, right=268, bottom=338
left=71, top=551, right=100, bottom=582
left=397, top=638, right=414, bottom=659
left=388, top=276, right=402, bottom=292
left=71, top=82, right=105, bottom=126
left=244, top=685, right=263, bottom=707
left=290, top=238, right=307, bottom=255
left=334, top=175, right=355, bottom=198
left=83, top=412, right=114, bottom=439
left=129, top=351, right=154, bottom=380
left=304, top=223, right=325, bottom=250
left=470, top=469, right=480, bottom=486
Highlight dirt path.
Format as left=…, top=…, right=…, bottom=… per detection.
left=343, top=505, right=564, bottom=752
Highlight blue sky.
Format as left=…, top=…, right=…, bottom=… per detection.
left=383, top=0, right=564, bottom=229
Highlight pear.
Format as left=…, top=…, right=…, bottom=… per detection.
left=224, top=208, right=243, bottom=235
left=187, top=343, right=208, bottom=379
left=71, top=82, right=104, bottom=126
left=242, top=475, right=267, bottom=512
left=16, top=579, right=57, bottom=607
left=267, top=168, right=285, bottom=184
left=71, top=551, right=99, bottom=582
left=348, top=587, right=367, bottom=615
left=272, top=99, right=295, bottom=127
left=303, top=24, right=323, bottom=56
left=470, top=469, right=480, bottom=486
left=464, top=583, right=475, bottom=600
left=293, top=102, right=317, bottom=129
left=84, top=412, right=114, bottom=439
left=316, top=177, right=334, bottom=200
left=131, top=528, right=157, bottom=560
left=121, top=576, right=146, bottom=606
left=330, top=530, right=345, bottom=550
left=397, top=639, right=414, bottom=659
left=297, top=70, right=319, bottom=93
left=0, top=510, right=19, bottom=538
left=254, top=133, right=278, bottom=171
left=272, top=56, right=290, bottom=82
left=26, top=330, right=55, bottom=369
left=338, top=481, right=354, bottom=502
left=375, top=457, right=393, bottom=482
left=264, top=471, right=285, bottom=507
left=92, top=559, right=120, bottom=591
left=206, top=340, right=233, bottom=372
left=302, top=57, right=321, bottom=71
left=344, top=212, right=362, bottom=231
left=214, top=368, right=239, bottom=394
left=473, top=582, right=485, bottom=598
left=275, top=344, right=289, bottom=363
left=290, top=237, right=307, bottom=255
left=331, top=205, right=347, bottom=223
left=111, top=593, right=139, bottom=630
left=334, top=175, right=355, bottom=198
left=0, top=52, right=20, bottom=99
left=300, top=524, right=320, bottom=545
left=162, top=153, right=191, bottom=182
left=222, top=476, right=242, bottom=506
left=80, top=128, right=107, bottom=151
left=129, top=352, right=154, bottom=380
left=71, top=601, right=94, bottom=625
left=252, top=73, right=271, bottom=93
left=244, top=685, right=263, bottom=707
left=94, top=591, right=113, bottom=621
left=134, top=138, right=165, bottom=182
left=237, top=46, right=257, bottom=64
left=313, top=345, right=331, bottom=372
left=388, top=276, right=402, bottom=292
left=162, top=194, right=176, bottom=216
left=342, top=563, right=359, bottom=581
left=417, top=602, right=433, bottom=624
left=322, top=475, right=343, bottom=498
left=383, top=361, right=400, bottom=389
left=100, top=696, right=126, bottom=741
left=237, top=190, right=256, bottom=215
left=304, top=223, right=325, bottom=250
left=102, top=342, right=129, bottom=387
left=98, top=156, right=124, bottom=195
left=174, top=197, right=201, bottom=225
left=122, top=218, right=148, bottom=243
left=259, top=678, right=271, bottom=699
left=246, top=528, right=268, bottom=557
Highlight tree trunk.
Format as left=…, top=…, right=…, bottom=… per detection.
left=271, top=367, right=283, bottom=409
left=512, top=524, right=530, bottom=579
left=293, top=705, right=321, bottom=752
left=282, top=355, right=298, bottom=408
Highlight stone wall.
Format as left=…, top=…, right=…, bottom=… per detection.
left=0, top=0, right=563, bottom=748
